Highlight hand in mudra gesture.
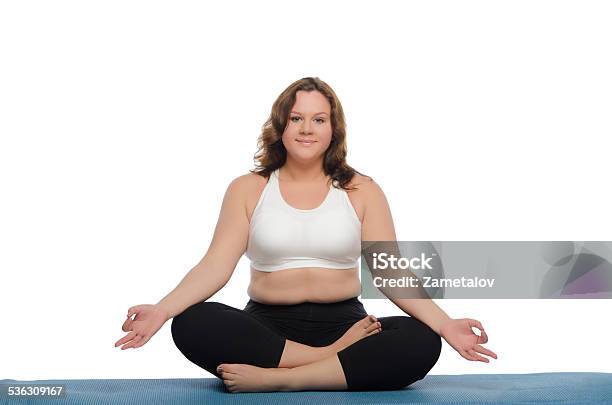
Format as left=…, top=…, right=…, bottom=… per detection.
left=439, top=318, right=498, bottom=363
left=114, top=304, right=169, bottom=350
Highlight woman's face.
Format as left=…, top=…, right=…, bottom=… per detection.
left=282, top=90, right=333, bottom=164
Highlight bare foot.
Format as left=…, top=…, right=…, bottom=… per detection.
left=216, top=363, right=290, bottom=393
left=332, top=314, right=381, bottom=352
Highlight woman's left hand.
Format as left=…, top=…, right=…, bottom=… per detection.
left=439, top=318, right=498, bottom=363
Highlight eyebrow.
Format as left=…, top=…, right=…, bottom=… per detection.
left=290, top=111, right=329, bottom=116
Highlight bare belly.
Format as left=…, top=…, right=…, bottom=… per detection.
left=247, top=266, right=361, bottom=304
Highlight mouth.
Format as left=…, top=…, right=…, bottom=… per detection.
left=296, top=139, right=317, bottom=145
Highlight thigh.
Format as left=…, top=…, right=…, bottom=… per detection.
left=337, top=315, right=442, bottom=391
left=171, top=301, right=287, bottom=376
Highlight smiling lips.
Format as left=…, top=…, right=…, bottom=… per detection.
left=296, top=139, right=316, bottom=145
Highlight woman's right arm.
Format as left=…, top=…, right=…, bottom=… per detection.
left=155, top=176, right=251, bottom=320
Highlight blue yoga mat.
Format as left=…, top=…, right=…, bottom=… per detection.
left=2, top=372, right=611, bottom=404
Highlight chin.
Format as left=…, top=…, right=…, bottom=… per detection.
left=288, top=150, right=324, bottom=161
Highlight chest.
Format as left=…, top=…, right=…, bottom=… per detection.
left=278, top=181, right=331, bottom=211
left=246, top=182, right=365, bottom=224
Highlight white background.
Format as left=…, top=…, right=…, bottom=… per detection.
left=1, top=1, right=611, bottom=380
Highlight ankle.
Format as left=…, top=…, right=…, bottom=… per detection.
left=276, top=368, right=298, bottom=391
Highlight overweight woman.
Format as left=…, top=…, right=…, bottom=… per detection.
left=114, top=77, right=498, bottom=393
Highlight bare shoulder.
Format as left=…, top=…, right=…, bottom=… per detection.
left=227, top=171, right=268, bottom=195
left=344, top=172, right=387, bottom=223
left=347, top=173, right=385, bottom=200
left=230, top=171, right=270, bottom=222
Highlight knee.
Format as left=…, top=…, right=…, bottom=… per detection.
left=412, top=317, right=441, bottom=361
left=420, top=326, right=442, bottom=376
left=169, top=301, right=230, bottom=376
left=394, top=317, right=442, bottom=381
left=170, top=301, right=224, bottom=346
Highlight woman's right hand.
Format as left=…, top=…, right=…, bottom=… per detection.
left=114, top=304, right=169, bottom=350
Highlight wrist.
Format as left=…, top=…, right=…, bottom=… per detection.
left=438, top=317, right=454, bottom=337
left=155, top=303, right=172, bottom=321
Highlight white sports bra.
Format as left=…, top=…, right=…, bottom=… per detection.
left=245, top=168, right=362, bottom=272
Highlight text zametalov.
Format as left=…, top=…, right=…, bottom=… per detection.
left=370, top=253, right=496, bottom=288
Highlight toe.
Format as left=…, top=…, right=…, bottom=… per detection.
left=221, top=363, right=237, bottom=373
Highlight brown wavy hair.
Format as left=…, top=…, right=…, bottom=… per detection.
left=250, top=77, right=371, bottom=191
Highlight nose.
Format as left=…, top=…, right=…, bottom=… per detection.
left=300, top=120, right=312, bottom=134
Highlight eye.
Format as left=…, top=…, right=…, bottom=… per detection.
left=290, top=116, right=326, bottom=123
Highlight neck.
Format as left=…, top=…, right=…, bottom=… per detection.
left=280, top=157, right=327, bottom=182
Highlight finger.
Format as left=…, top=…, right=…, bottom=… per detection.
left=115, top=331, right=136, bottom=347
left=133, top=335, right=150, bottom=348
left=473, top=344, right=497, bottom=359
left=127, top=306, right=141, bottom=319
left=471, top=325, right=488, bottom=344
left=365, top=322, right=381, bottom=333
left=122, top=336, right=140, bottom=350
left=366, top=328, right=381, bottom=337
left=467, top=319, right=488, bottom=342
left=121, top=318, right=133, bottom=332
left=460, top=349, right=478, bottom=361
left=467, top=319, right=484, bottom=330
left=478, top=329, right=489, bottom=344
left=122, top=334, right=143, bottom=350
left=121, top=333, right=142, bottom=349
left=468, top=349, right=490, bottom=363
left=369, top=315, right=378, bottom=322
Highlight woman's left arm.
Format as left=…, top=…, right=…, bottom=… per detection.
left=360, top=178, right=498, bottom=362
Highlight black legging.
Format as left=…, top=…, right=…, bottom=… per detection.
left=170, top=297, right=442, bottom=391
